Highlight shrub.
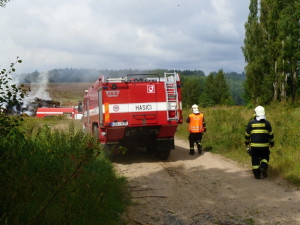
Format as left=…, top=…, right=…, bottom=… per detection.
left=0, top=118, right=128, bottom=225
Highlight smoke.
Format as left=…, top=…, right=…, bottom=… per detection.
left=21, top=72, right=52, bottom=116
left=27, top=72, right=51, bottom=101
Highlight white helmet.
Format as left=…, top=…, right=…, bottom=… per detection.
left=191, top=104, right=198, bottom=110
left=254, top=106, right=266, bottom=121
left=192, top=104, right=199, bottom=114
left=254, top=106, right=265, bottom=116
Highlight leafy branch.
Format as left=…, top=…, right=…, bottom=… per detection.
left=0, top=56, right=27, bottom=114
left=0, top=57, right=27, bottom=137
left=0, top=0, right=12, bottom=8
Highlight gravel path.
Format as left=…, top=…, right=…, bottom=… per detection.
left=114, top=138, right=300, bottom=225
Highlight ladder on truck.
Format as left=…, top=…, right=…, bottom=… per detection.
left=164, top=72, right=179, bottom=121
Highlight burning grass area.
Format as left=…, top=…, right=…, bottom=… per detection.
left=20, top=82, right=92, bottom=116
left=23, top=82, right=92, bottom=107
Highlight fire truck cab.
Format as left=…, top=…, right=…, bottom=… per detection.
left=83, top=72, right=182, bottom=159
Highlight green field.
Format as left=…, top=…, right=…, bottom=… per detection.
left=177, top=104, right=300, bottom=185
left=46, top=83, right=92, bottom=106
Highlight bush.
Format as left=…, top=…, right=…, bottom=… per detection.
left=0, top=117, right=128, bottom=225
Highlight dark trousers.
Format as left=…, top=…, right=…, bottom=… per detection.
left=188, top=132, right=203, bottom=152
left=251, top=147, right=270, bottom=178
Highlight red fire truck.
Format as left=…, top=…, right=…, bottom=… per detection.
left=83, top=72, right=182, bottom=159
left=36, top=107, right=75, bottom=118
left=36, top=107, right=83, bottom=119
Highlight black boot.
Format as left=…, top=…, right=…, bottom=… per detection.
left=260, top=167, right=268, bottom=178
left=189, top=148, right=195, bottom=155
left=197, top=143, right=202, bottom=154
left=253, top=169, right=261, bottom=179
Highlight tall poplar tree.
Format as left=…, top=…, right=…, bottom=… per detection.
left=242, top=0, right=266, bottom=104
left=243, top=0, right=299, bottom=104
left=260, top=0, right=284, bottom=102
left=277, top=0, right=300, bottom=102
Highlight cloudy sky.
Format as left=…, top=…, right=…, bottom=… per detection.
left=1, top=0, right=250, bottom=75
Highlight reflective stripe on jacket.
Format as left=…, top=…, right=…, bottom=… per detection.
left=245, top=119, right=274, bottom=147
left=188, top=113, right=204, bottom=133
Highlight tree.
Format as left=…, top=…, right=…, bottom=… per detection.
left=261, top=0, right=286, bottom=102
left=0, top=1, right=23, bottom=114
left=277, top=0, right=300, bottom=102
left=0, top=57, right=26, bottom=114
left=242, top=0, right=266, bottom=104
left=199, top=70, right=233, bottom=106
left=0, top=58, right=27, bottom=137
left=214, top=70, right=234, bottom=105
left=181, top=76, right=205, bottom=108
left=225, top=72, right=246, bottom=105
left=199, top=73, right=215, bottom=107
left=242, top=0, right=299, bottom=104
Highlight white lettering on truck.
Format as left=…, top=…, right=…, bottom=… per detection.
left=106, top=91, right=120, bottom=97
left=135, top=104, right=152, bottom=111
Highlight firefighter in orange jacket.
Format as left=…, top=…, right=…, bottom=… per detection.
left=186, top=104, right=206, bottom=155
left=245, top=106, right=274, bottom=179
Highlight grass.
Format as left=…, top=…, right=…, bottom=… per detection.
left=27, top=82, right=92, bottom=106
left=22, top=115, right=83, bottom=131
left=0, top=116, right=129, bottom=225
left=45, top=83, right=92, bottom=106
left=177, top=104, right=300, bottom=185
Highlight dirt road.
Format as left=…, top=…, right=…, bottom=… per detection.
left=114, top=138, right=300, bottom=225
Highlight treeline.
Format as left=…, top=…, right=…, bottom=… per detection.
left=181, top=70, right=246, bottom=107
left=242, top=0, right=300, bottom=104
left=17, top=68, right=207, bottom=83
left=18, top=68, right=245, bottom=106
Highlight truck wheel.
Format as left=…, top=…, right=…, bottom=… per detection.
left=146, top=143, right=157, bottom=154
left=156, top=143, right=171, bottom=160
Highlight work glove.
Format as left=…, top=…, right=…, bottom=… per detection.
left=246, top=146, right=252, bottom=156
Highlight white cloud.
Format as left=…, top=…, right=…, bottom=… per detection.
left=0, top=0, right=250, bottom=74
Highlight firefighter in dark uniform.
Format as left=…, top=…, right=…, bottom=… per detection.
left=186, top=104, right=206, bottom=155
left=245, top=106, right=274, bottom=179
